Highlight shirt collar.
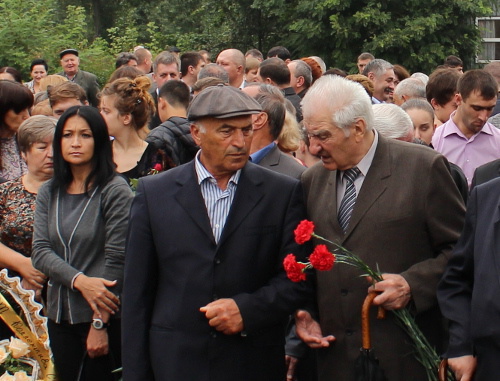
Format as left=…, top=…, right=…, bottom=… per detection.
left=195, top=150, right=241, bottom=185
left=447, top=110, right=496, bottom=138
left=250, top=142, right=275, bottom=164
left=340, top=129, right=378, bottom=180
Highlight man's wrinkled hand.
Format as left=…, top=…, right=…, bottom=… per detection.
left=369, top=273, right=411, bottom=310
left=295, top=310, right=335, bottom=349
left=200, top=298, right=243, bottom=335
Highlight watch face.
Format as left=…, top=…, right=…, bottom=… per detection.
left=93, top=319, right=104, bottom=329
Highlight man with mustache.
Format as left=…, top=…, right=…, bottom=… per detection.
left=122, top=84, right=314, bottom=381
left=363, top=58, right=396, bottom=104
left=432, top=69, right=500, bottom=187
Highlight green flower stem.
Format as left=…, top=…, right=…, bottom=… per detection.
left=310, top=232, right=452, bottom=381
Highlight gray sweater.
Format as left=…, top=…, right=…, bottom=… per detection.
left=32, top=176, right=133, bottom=324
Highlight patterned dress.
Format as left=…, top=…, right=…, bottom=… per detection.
left=0, top=177, right=36, bottom=258
left=0, top=135, right=27, bottom=181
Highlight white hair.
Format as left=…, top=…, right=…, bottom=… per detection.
left=410, top=72, right=429, bottom=86
left=394, top=78, right=426, bottom=100
left=309, top=56, right=326, bottom=74
left=372, top=103, right=414, bottom=141
left=302, top=75, right=374, bottom=136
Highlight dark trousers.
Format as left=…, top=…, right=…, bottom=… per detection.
left=48, top=319, right=121, bottom=381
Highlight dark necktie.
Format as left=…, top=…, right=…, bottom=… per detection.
left=338, top=167, right=361, bottom=233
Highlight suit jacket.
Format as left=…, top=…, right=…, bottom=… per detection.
left=438, top=177, right=500, bottom=379
left=122, top=161, right=314, bottom=381
left=282, top=87, right=303, bottom=122
left=58, top=70, right=100, bottom=107
left=471, top=158, right=500, bottom=189
left=301, top=136, right=465, bottom=381
left=259, top=144, right=305, bottom=179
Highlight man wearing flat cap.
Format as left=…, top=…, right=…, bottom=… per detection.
left=122, top=84, right=314, bottom=381
left=58, top=49, right=100, bottom=107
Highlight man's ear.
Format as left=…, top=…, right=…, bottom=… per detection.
left=430, top=98, right=439, bottom=110
left=296, top=76, right=305, bottom=88
left=252, top=111, right=268, bottom=131
left=158, top=96, right=167, bottom=111
left=191, top=123, right=202, bottom=145
left=367, top=72, right=375, bottom=82
left=353, top=118, right=367, bottom=141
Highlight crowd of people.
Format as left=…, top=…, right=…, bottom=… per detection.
left=0, top=44, right=499, bottom=381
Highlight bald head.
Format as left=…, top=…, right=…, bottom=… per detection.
left=216, top=49, right=246, bottom=87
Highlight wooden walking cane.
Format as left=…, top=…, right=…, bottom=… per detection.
left=361, top=292, right=386, bottom=350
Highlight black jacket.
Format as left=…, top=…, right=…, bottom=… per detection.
left=146, top=116, right=199, bottom=166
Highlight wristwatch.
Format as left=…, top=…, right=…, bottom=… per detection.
left=92, top=318, right=109, bottom=330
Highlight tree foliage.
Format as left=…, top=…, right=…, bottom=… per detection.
left=0, top=0, right=494, bottom=83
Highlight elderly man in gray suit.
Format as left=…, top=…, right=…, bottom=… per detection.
left=58, top=49, right=100, bottom=107
left=295, top=75, right=465, bottom=381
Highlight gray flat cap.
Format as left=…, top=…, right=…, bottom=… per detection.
left=188, top=84, right=262, bottom=120
left=60, top=49, right=79, bottom=59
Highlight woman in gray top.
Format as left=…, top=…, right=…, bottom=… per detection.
left=32, top=106, right=133, bottom=381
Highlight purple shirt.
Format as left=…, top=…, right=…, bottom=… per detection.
left=432, top=112, right=500, bottom=186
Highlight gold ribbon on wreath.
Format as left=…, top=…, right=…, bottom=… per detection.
left=0, top=270, right=56, bottom=381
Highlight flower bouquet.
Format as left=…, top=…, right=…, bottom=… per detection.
left=284, top=220, right=452, bottom=381
left=129, top=163, right=163, bottom=192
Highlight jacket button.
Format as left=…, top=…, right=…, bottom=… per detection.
left=214, top=258, right=221, bottom=265
left=211, top=332, right=217, bottom=339
left=346, top=329, right=353, bottom=336
left=212, top=294, right=218, bottom=300
left=340, top=289, right=348, bottom=296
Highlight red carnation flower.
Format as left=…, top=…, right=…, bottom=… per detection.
left=294, top=220, right=315, bottom=245
left=153, top=163, right=163, bottom=172
left=309, top=244, right=335, bottom=271
left=283, top=254, right=307, bottom=282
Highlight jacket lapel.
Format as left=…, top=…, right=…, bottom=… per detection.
left=217, top=163, right=264, bottom=247
left=174, top=163, right=215, bottom=243
left=325, top=170, right=344, bottom=237
left=342, top=136, right=391, bottom=241
left=492, top=201, right=500, bottom=285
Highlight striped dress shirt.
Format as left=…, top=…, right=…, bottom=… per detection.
left=195, top=153, right=241, bottom=243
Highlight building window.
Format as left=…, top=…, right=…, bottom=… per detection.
left=477, top=17, right=500, bottom=62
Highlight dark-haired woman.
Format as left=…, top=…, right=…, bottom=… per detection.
left=0, top=67, right=22, bottom=83
left=25, top=59, right=49, bottom=94
left=32, top=106, right=133, bottom=381
left=0, top=80, right=34, bottom=181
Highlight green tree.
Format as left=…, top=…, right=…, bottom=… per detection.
left=283, top=0, right=492, bottom=73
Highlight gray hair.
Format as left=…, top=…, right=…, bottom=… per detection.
left=394, top=78, right=426, bottom=100
left=410, top=72, right=429, bottom=86
left=291, top=60, right=313, bottom=88
left=372, top=103, right=414, bottom=141
left=17, top=115, right=57, bottom=153
left=198, top=63, right=229, bottom=83
left=302, top=75, right=374, bottom=136
left=362, top=58, right=393, bottom=77
left=254, top=84, right=286, bottom=140
left=153, top=51, right=180, bottom=74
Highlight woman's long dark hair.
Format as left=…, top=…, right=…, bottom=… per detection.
left=52, top=105, right=116, bottom=193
